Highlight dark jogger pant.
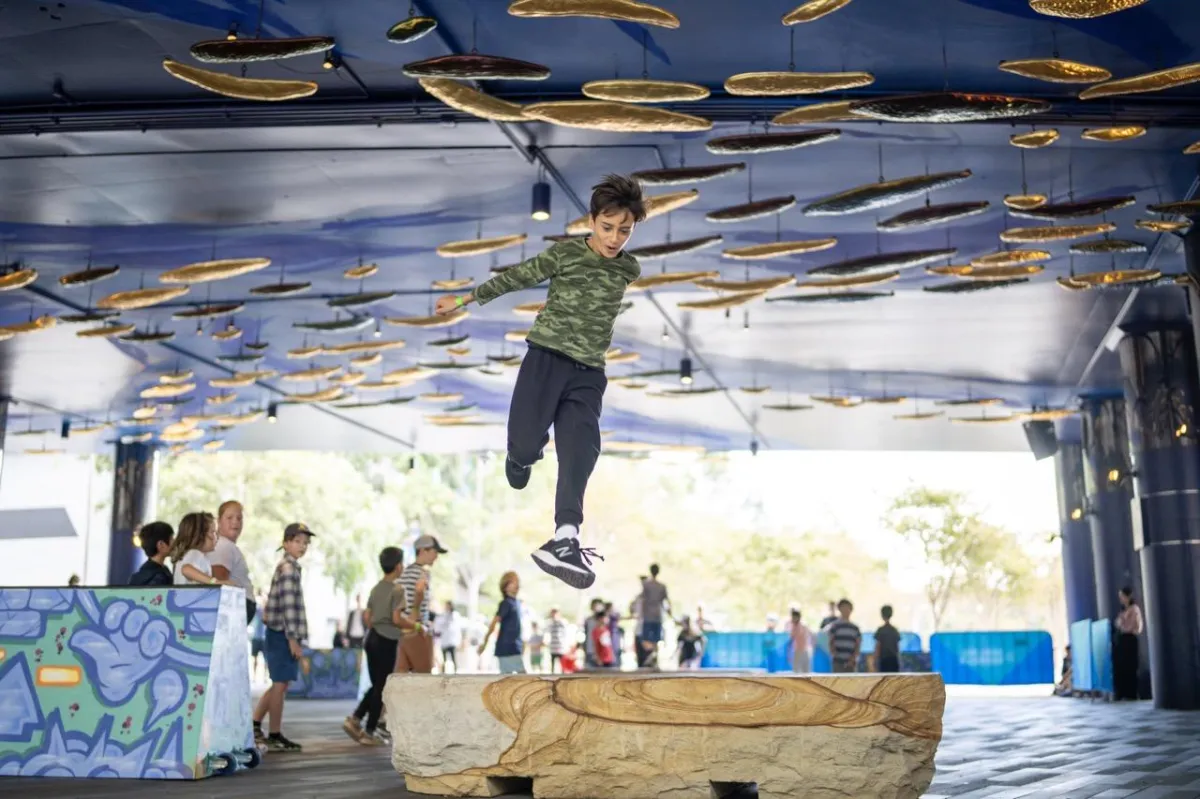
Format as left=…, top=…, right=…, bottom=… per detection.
left=353, top=630, right=398, bottom=732
left=508, top=344, right=606, bottom=528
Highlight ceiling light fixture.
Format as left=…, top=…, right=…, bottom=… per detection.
left=531, top=180, right=551, bottom=221
left=268, top=402, right=279, bottom=423
left=679, top=357, right=693, bottom=385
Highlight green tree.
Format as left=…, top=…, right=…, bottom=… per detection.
left=883, top=487, right=1018, bottom=630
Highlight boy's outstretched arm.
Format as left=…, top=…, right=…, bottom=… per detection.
left=434, top=246, right=560, bottom=315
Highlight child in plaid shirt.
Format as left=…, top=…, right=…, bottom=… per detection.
left=253, top=522, right=314, bottom=752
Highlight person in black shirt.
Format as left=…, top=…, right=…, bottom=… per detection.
left=874, top=604, right=901, bottom=673
left=128, top=522, right=175, bottom=587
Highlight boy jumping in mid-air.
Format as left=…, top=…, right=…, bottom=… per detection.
left=434, top=174, right=645, bottom=589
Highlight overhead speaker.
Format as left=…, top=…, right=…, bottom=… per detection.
left=1023, top=419, right=1058, bottom=460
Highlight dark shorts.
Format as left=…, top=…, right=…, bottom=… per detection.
left=251, top=638, right=265, bottom=658
left=641, top=621, right=663, bottom=644
left=265, top=628, right=298, bottom=683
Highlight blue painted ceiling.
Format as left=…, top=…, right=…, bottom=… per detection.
left=0, top=0, right=1198, bottom=455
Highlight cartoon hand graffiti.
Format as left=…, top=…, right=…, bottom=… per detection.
left=69, top=598, right=208, bottom=706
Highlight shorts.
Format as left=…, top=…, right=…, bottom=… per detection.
left=498, top=655, right=526, bottom=674
left=264, top=628, right=298, bottom=683
left=396, top=633, right=434, bottom=673
left=530, top=653, right=544, bottom=669
left=641, top=621, right=663, bottom=644
left=251, top=638, right=265, bottom=659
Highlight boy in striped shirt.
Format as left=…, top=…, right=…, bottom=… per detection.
left=395, top=535, right=445, bottom=673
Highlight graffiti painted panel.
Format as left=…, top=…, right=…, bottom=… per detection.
left=0, top=586, right=250, bottom=780
left=287, top=648, right=362, bottom=699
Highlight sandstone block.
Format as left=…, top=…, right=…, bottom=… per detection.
left=383, top=672, right=945, bottom=799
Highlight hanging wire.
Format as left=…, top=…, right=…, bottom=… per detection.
left=788, top=27, right=796, bottom=72
left=255, top=0, right=266, bottom=38
left=642, top=29, right=649, bottom=79
left=877, top=144, right=884, bottom=183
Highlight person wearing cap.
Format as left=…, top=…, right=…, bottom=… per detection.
left=253, top=522, right=315, bottom=753
left=395, top=534, right=446, bottom=674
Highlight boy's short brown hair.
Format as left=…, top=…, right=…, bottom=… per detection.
left=589, top=174, right=646, bottom=222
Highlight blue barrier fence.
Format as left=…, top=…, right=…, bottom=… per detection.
left=929, top=631, right=1054, bottom=685
left=700, top=630, right=924, bottom=673
left=1070, top=620, right=1094, bottom=691
left=1069, top=618, right=1113, bottom=694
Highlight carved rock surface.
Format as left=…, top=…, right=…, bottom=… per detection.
left=384, top=672, right=945, bottom=799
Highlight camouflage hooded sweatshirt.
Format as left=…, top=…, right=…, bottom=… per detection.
left=473, top=238, right=641, bottom=370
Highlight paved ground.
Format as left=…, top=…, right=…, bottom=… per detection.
left=7, top=693, right=1200, bottom=798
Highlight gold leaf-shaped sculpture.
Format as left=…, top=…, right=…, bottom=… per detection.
left=1010, top=130, right=1060, bottom=148
left=998, top=58, right=1111, bottom=83
left=437, top=233, right=527, bottom=258
left=384, top=310, right=469, bottom=328
left=795, top=271, right=900, bottom=289
left=132, top=406, right=158, bottom=421
left=432, top=278, right=474, bottom=290
left=209, top=370, right=276, bottom=388
left=426, top=413, right=482, bottom=425
left=678, top=290, right=768, bottom=311
left=0, top=268, right=37, bottom=291
left=74, top=422, right=113, bottom=434
left=565, top=190, right=699, bottom=235
left=1070, top=268, right=1163, bottom=286
left=1001, top=223, right=1116, bottom=242
left=1186, top=141, right=1200, bottom=155
left=288, top=345, right=322, bottom=359
left=694, top=276, right=796, bottom=292
left=929, top=264, right=1045, bottom=280
left=763, top=402, right=815, bottom=412
left=1080, top=62, right=1200, bottom=100
left=211, top=326, right=242, bottom=341
left=162, top=59, right=317, bottom=101
left=203, top=440, right=226, bottom=452
left=783, top=0, right=853, bottom=23
left=740, top=385, right=771, bottom=394
left=140, top=382, right=195, bottom=399
left=282, top=365, right=342, bottom=382
left=383, top=366, right=436, bottom=384
left=76, top=322, right=136, bottom=338
left=97, top=286, right=190, bottom=310
left=418, top=77, right=527, bottom=122
left=1029, top=0, right=1146, bottom=17
left=772, top=100, right=857, bottom=125
left=59, top=264, right=120, bottom=287
left=421, top=391, right=465, bottom=403
left=331, top=371, right=367, bottom=387
left=0, top=315, right=56, bottom=336
left=321, top=339, right=406, bottom=355
left=344, top=263, right=378, bottom=279
left=524, top=101, right=712, bottom=133
left=722, top=239, right=838, bottom=260
left=1135, top=219, right=1191, bottom=233
left=725, top=71, right=873, bottom=96
left=628, top=270, right=719, bottom=290
left=159, top=257, right=270, bottom=284
left=1004, top=194, right=1048, bottom=210
left=582, top=79, right=710, bottom=103
left=1082, top=126, right=1146, bottom=141
left=355, top=381, right=398, bottom=392
left=286, top=386, right=344, bottom=403
left=513, top=301, right=546, bottom=315
left=160, top=370, right=194, bottom=384
left=1021, top=408, right=1078, bottom=421
left=949, top=415, right=1016, bottom=424
left=506, top=329, right=531, bottom=342
left=161, top=427, right=205, bottom=443
left=507, top=0, right=680, bottom=28
left=895, top=411, right=945, bottom=420
left=351, top=352, right=382, bottom=367
left=205, top=392, right=237, bottom=406
left=971, top=249, right=1052, bottom=267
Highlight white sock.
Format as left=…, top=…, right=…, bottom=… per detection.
left=554, top=524, right=579, bottom=541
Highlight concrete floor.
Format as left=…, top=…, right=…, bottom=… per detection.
left=5, top=693, right=1200, bottom=798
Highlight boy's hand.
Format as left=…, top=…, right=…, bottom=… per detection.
left=434, top=294, right=460, bottom=315
left=288, top=639, right=304, bottom=660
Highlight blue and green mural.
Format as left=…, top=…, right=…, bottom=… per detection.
left=0, top=586, right=255, bottom=780
left=287, top=647, right=362, bottom=700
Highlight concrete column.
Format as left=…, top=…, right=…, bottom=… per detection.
left=106, top=441, right=158, bottom=586
left=1054, top=439, right=1098, bottom=624
left=1117, top=322, right=1200, bottom=710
